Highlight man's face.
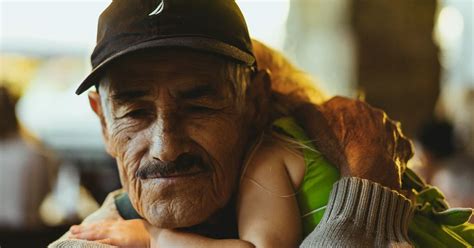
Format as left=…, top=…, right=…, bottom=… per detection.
left=94, top=50, right=254, bottom=228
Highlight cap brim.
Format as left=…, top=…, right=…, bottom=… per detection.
left=75, top=36, right=256, bottom=95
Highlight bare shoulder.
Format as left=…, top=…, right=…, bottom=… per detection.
left=238, top=138, right=304, bottom=247
left=243, top=137, right=306, bottom=191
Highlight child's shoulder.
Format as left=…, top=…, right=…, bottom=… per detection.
left=245, top=136, right=306, bottom=189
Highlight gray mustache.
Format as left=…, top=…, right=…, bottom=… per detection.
left=136, top=153, right=210, bottom=179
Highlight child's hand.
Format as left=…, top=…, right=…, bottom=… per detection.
left=295, top=97, right=413, bottom=190
left=69, top=219, right=151, bottom=248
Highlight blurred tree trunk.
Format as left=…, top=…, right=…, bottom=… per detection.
left=351, top=0, right=440, bottom=137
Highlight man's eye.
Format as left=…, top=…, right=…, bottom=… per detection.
left=187, top=105, right=216, bottom=113
left=125, top=109, right=154, bottom=118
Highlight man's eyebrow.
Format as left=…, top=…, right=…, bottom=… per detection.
left=111, top=90, right=149, bottom=102
left=177, top=84, right=218, bottom=99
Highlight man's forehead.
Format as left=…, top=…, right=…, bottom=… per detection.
left=105, top=73, right=229, bottom=105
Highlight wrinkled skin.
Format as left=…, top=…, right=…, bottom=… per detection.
left=295, top=97, right=414, bottom=191
left=88, top=50, right=269, bottom=229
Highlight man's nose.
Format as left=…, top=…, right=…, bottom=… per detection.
left=149, top=112, right=189, bottom=162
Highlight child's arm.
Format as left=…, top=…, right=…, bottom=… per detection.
left=237, top=142, right=303, bottom=248
left=149, top=228, right=255, bottom=248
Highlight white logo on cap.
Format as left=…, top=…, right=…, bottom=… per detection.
left=149, top=0, right=164, bottom=16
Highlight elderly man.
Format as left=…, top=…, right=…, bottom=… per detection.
left=50, top=0, right=415, bottom=247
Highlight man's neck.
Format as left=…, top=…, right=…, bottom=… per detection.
left=178, top=197, right=238, bottom=239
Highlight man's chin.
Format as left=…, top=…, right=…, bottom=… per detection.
left=128, top=172, right=233, bottom=228
left=134, top=184, right=220, bottom=228
left=141, top=201, right=215, bottom=228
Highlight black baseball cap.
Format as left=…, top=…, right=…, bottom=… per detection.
left=75, top=0, right=256, bottom=95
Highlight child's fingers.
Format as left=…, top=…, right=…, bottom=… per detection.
left=96, top=238, right=115, bottom=245
left=70, top=224, right=98, bottom=234
left=70, top=225, right=82, bottom=234
left=70, top=221, right=111, bottom=234
left=70, top=227, right=109, bottom=241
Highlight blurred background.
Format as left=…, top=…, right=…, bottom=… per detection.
left=0, top=0, right=472, bottom=246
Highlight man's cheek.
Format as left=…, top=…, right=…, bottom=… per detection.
left=191, top=121, right=243, bottom=201
left=116, top=149, right=147, bottom=214
left=109, top=123, right=148, bottom=199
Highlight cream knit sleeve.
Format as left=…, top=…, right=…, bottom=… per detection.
left=300, top=177, right=414, bottom=248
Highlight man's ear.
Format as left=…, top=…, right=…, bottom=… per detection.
left=88, top=91, right=116, bottom=157
left=246, top=69, right=272, bottom=129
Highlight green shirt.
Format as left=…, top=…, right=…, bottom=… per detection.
left=272, top=117, right=340, bottom=236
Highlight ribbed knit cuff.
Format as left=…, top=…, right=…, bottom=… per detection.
left=300, top=177, right=414, bottom=248
left=49, top=238, right=116, bottom=248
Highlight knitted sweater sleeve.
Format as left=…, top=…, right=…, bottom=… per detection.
left=300, top=177, right=414, bottom=248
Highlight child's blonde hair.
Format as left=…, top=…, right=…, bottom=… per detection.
left=252, top=40, right=327, bottom=107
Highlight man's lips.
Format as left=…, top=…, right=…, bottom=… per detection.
left=139, top=165, right=207, bottom=179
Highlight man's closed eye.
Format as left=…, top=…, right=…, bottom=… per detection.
left=185, top=104, right=226, bottom=114
left=123, top=109, right=155, bottom=119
